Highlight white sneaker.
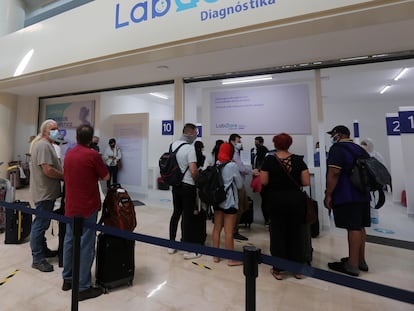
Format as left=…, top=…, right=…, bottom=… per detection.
left=183, top=252, right=201, bottom=260
left=167, top=248, right=176, bottom=254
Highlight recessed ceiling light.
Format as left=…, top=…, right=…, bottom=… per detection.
left=340, top=56, right=369, bottom=62
left=379, top=85, right=391, bottom=94
left=222, top=75, right=272, bottom=85
left=394, top=68, right=408, bottom=81
left=150, top=92, right=168, bottom=99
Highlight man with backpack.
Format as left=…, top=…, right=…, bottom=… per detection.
left=167, top=123, right=202, bottom=259
left=324, top=125, right=371, bottom=277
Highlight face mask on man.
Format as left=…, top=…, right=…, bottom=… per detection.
left=235, top=142, right=243, bottom=150
left=330, top=135, right=338, bottom=144
left=49, top=129, right=59, bottom=141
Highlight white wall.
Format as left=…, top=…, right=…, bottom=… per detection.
left=323, top=98, right=414, bottom=171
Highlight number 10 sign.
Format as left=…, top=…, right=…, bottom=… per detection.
left=399, top=111, right=414, bottom=134
left=162, top=120, right=174, bottom=135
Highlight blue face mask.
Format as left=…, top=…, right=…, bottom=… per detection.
left=235, top=142, right=243, bottom=150
left=49, top=129, right=59, bottom=141
left=330, top=135, right=338, bottom=144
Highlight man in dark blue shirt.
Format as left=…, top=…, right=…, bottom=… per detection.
left=324, top=125, right=370, bottom=277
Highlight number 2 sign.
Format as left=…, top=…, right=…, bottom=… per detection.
left=386, top=116, right=400, bottom=136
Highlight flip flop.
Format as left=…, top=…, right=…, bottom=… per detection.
left=270, top=268, right=283, bottom=280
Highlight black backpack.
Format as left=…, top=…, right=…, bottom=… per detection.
left=336, top=143, right=391, bottom=208
left=159, top=143, right=189, bottom=186
left=197, top=162, right=230, bottom=206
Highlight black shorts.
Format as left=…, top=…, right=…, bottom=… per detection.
left=332, top=202, right=371, bottom=230
left=213, top=206, right=238, bottom=215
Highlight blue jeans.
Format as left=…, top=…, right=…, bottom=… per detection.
left=30, top=200, right=55, bottom=263
left=62, top=211, right=98, bottom=291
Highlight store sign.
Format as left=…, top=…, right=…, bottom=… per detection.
left=114, top=0, right=277, bottom=29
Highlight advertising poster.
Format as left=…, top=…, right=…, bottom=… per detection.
left=210, top=84, right=311, bottom=135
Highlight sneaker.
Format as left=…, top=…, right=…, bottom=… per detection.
left=62, top=280, right=72, bottom=291
left=45, top=248, right=59, bottom=258
left=183, top=252, right=201, bottom=260
left=32, top=259, right=54, bottom=272
left=233, top=233, right=248, bottom=241
left=328, top=261, right=359, bottom=276
left=78, top=287, right=104, bottom=301
left=167, top=248, right=177, bottom=254
left=340, top=257, right=369, bottom=272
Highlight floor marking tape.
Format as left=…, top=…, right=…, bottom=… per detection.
left=0, top=269, right=20, bottom=286
left=192, top=261, right=212, bottom=270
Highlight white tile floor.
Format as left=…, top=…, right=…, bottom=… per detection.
left=0, top=187, right=413, bottom=311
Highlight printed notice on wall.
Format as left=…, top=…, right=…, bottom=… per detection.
left=210, top=84, right=311, bottom=135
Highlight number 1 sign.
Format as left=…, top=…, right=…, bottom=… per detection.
left=399, top=111, right=414, bottom=134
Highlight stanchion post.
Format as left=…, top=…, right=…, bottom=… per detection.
left=243, top=246, right=261, bottom=311
left=71, top=216, right=83, bottom=311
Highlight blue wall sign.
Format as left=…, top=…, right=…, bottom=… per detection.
left=353, top=121, right=359, bottom=138
left=398, top=111, right=414, bottom=134
left=197, top=125, right=202, bottom=137
left=162, top=120, right=174, bottom=135
left=386, top=116, right=401, bottom=136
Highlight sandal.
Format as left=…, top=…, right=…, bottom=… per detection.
left=227, top=260, right=243, bottom=266
left=270, top=268, right=283, bottom=280
left=213, top=257, right=220, bottom=263
left=294, top=274, right=303, bottom=279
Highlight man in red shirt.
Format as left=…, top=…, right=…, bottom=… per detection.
left=62, top=124, right=109, bottom=301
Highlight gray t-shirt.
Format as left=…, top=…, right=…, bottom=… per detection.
left=30, top=138, right=62, bottom=202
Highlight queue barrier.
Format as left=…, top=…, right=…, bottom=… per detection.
left=0, top=200, right=413, bottom=311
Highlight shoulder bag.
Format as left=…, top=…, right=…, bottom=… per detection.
left=274, top=154, right=317, bottom=225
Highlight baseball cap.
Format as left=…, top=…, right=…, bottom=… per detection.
left=327, top=125, right=350, bottom=136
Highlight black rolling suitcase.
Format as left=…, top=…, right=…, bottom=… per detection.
left=240, top=196, right=254, bottom=228
left=5, top=200, right=32, bottom=244
left=191, top=209, right=207, bottom=245
left=95, top=233, right=135, bottom=293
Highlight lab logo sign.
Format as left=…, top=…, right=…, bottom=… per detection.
left=115, top=0, right=277, bottom=28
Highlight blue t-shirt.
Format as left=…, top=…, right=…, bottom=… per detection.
left=327, top=140, right=370, bottom=205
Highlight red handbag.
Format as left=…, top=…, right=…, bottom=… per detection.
left=250, top=175, right=262, bottom=193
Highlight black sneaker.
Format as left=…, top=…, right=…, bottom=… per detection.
left=340, top=257, right=369, bottom=272
left=328, top=261, right=359, bottom=276
left=62, top=280, right=72, bottom=291
left=32, top=260, right=53, bottom=272
left=45, top=248, right=59, bottom=258
left=78, top=287, right=104, bottom=301
left=233, top=233, right=248, bottom=241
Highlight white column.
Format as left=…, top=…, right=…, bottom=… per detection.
left=0, top=93, right=18, bottom=179
left=398, top=107, right=414, bottom=216
left=385, top=113, right=405, bottom=203
left=0, top=0, right=25, bottom=37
